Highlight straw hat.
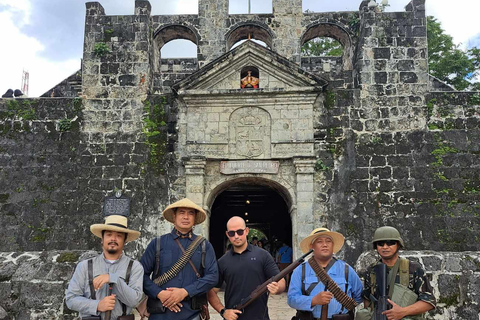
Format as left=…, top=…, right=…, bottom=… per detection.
left=300, top=227, right=345, bottom=254
left=162, top=198, right=207, bottom=225
left=90, top=215, right=140, bottom=243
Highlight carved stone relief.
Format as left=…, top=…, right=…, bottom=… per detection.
left=229, top=107, right=271, bottom=159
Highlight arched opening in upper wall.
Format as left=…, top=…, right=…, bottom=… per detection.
left=226, top=23, right=274, bottom=51
left=229, top=0, right=272, bottom=14
left=153, top=24, right=200, bottom=72
left=301, top=23, right=353, bottom=70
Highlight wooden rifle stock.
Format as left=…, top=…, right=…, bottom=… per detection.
left=234, top=249, right=313, bottom=311
left=320, top=281, right=329, bottom=320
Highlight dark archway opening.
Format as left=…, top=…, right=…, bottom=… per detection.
left=209, top=183, right=291, bottom=260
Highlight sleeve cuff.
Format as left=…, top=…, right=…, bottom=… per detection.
left=89, top=300, right=100, bottom=315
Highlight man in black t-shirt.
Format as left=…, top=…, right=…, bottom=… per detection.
left=207, top=216, right=286, bottom=320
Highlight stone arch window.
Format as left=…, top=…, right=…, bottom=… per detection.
left=229, top=0, right=272, bottom=14
left=301, top=37, right=343, bottom=57
left=240, top=66, right=260, bottom=89
left=153, top=24, right=200, bottom=72
left=301, top=23, right=353, bottom=70
left=226, top=23, right=274, bottom=51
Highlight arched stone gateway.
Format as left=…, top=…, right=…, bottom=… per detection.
left=207, top=179, right=292, bottom=259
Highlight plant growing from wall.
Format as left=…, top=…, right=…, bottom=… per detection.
left=324, top=90, right=336, bottom=109
left=94, top=42, right=111, bottom=56
left=314, top=159, right=330, bottom=172
left=58, top=118, right=72, bottom=132
left=142, top=98, right=167, bottom=173
left=3, top=99, right=36, bottom=121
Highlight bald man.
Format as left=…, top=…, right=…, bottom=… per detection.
left=207, top=216, right=286, bottom=320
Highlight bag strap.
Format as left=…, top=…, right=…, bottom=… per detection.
left=387, top=259, right=401, bottom=299
left=301, top=262, right=318, bottom=296
left=200, top=240, right=206, bottom=272
left=154, top=236, right=161, bottom=278
left=153, top=235, right=205, bottom=286
left=88, top=259, right=96, bottom=300
left=175, top=238, right=206, bottom=279
left=399, top=258, right=409, bottom=287
left=122, top=259, right=135, bottom=315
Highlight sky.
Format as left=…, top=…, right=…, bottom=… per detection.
left=0, top=0, right=479, bottom=97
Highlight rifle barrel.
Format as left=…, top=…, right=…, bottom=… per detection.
left=235, top=249, right=313, bottom=310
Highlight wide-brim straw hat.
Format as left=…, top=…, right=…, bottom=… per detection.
left=162, top=198, right=207, bottom=225
left=90, top=215, right=140, bottom=243
left=300, top=227, right=345, bottom=254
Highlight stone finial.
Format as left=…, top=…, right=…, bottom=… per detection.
left=85, top=2, right=105, bottom=16
left=135, top=0, right=152, bottom=16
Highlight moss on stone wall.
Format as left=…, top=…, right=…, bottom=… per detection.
left=142, top=97, right=167, bottom=173
left=56, top=252, right=80, bottom=263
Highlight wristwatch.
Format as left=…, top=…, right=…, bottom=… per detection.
left=220, top=308, right=226, bottom=318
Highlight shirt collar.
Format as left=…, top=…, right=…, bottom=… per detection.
left=102, top=252, right=123, bottom=264
left=230, top=243, right=252, bottom=255
left=171, top=228, right=195, bottom=240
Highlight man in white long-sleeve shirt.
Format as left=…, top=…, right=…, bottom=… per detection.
left=65, top=215, right=144, bottom=319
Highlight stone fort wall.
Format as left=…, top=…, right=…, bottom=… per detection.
left=0, top=0, right=479, bottom=318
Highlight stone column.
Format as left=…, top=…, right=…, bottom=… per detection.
left=198, top=0, right=228, bottom=67
left=184, top=157, right=209, bottom=238
left=293, top=157, right=316, bottom=259
left=271, top=0, right=303, bottom=63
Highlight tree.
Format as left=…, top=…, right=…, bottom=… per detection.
left=427, top=16, right=480, bottom=91
left=301, top=37, right=344, bottom=57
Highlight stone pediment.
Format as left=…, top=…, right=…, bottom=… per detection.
left=174, top=41, right=328, bottom=93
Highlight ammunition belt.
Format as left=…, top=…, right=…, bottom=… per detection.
left=153, top=236, right=204, bottom=286
left=308, top=257, right=358, bottom=311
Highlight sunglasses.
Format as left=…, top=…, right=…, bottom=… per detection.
left=376, top=240, right=397, bottom=247
left=227, top=229, right=246, bottom=237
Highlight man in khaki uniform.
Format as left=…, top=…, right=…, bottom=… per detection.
left=358, top=226, right=436, bottom=320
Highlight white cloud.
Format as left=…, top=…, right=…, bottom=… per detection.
left=0, top=5, right=79, bottom=97
left=426, top=0, right=480, bottom=49
left=1, top=0, right=479, bottom=97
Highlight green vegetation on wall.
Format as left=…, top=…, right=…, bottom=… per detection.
left=142, top=97, right=167, bottom=173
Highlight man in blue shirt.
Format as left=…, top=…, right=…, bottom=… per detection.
left=140, top=198, right=218, bottom=320
left=288, top=228, right=362, bottom=319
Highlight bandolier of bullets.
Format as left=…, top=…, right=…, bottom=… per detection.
left=153, top=236, right=204, bottom=286
left=308, top=257, right=358, bottom=311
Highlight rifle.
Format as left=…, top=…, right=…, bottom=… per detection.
left=234, top=249, right=313, bottom=311
left=373, top=263, right=389, bottom=320
left=105, top=283, right=113, bottom=320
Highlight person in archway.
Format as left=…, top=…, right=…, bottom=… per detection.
left=139, top=198, right=218, bottom=320
left=207, top=216, right=286, bottom=320
left=276, top=242, right=293, bottom=288
left=288, top=227, right=363, bottom=320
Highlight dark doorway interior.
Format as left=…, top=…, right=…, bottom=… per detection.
left=210, top=182, right=291, bottom=259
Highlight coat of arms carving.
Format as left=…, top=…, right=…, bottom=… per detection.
left=229, top=107, right=271, bottom=159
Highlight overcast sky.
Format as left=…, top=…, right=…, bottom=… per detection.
left=0, top=0, right=479, bottom=97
